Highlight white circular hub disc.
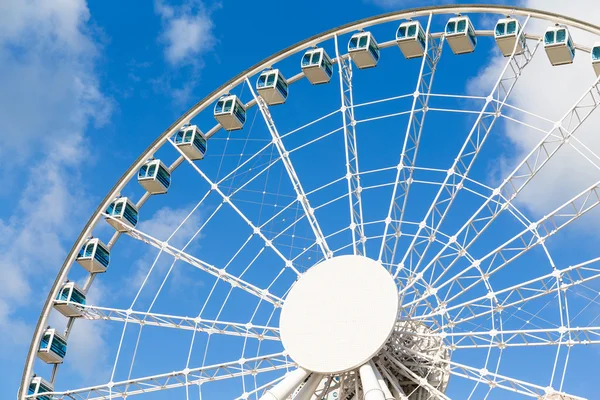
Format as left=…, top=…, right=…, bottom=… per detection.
left=280, top=255, right=399, bottom=374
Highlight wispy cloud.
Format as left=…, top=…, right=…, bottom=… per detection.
left=467, top=0, right=600, bottom=222
left=153, top=0, right=219, bottom=104
left=0, top=0, right=112, bottom=390
left=155, top=0, right=218, bottom=67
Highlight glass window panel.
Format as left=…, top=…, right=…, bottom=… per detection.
left=544, top=30, right=554, bottom=44
left=495, top=23, right=505, bottom=36
left=358, top=35, right=368, bottom=48
left=457, top=19, right=466, bottom=33
left=446, top=21, right=455, bottom=34
left=302, top=53, right=311, bottom=66
left=397, top=26, right=406, bottom=39
left=407, top=24, right=417, bottom=37
left=556, top=29, right=566, bottom=43
left=349, top=37, right=358, bottom=50
left=114, top=202, right=123, bottom=215
left=138, top=164, right=147, bottom=178
left=184, top=130, right=193, bottom=142
left=84, top=243, right=94, bottom=257
left=257, top=74, right=266, bottom=87
left=593, top=47, right=600, bottom=60
left=507, top=21, right=517, bottom=34
left=224, top=99, right=233, bottom=112
left=148, top=164, right=156, bottom=177
left=266, top=73, right=275, bottom=86
left=215, top=101, right=223, bottom=113
left=311, top=52, right=320, bottom=65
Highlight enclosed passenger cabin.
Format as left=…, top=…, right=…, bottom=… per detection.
left=445, top=16, right=477, bottom=55
left=348, top=31, right=380, bottom=69
left=495, top=18, right=526, bottom=56
left=76, top=238, right=110, bottom=273
left=256, top=69, right=289, bottom=105
left=544, top=25, right=575, bottom=66
left=54, top=282, right=86, bottom=317
left=396, top=20, right=427, bottom=59
left=214, top=95, right=246, bottom=131
left=301, top=48, right=333, bottom=85
left=174, top=125, right=207, bottom=161
left=105, top=197, right=138, bottom=232
left=28, top=376, right=53, bottom=400
left=38, top=328, right=67, bottom=364
left=592, top=42, right=600, bottom=76
left=138, top=159, right=171, bottom=194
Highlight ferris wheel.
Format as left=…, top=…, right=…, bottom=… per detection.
left=20, top=4, right=600, bottom=400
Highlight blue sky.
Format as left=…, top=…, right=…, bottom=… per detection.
left=4, top=0, right=600, bottom=399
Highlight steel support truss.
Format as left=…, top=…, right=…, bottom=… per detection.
left=334, top=34, right=366, bottom=256
left=379, top=13, right=444, bottom=269
left=244, top=77, right=332, bottom=260
left=403, top=72, right=600, bottom=309
left=393, top=17, right=538, bottom=281
left=29, top=352, right=292, bottom=400
left=58, top=303, right=280, bottom=341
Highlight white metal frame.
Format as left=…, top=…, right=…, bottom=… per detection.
left=20, top=5, right=600, bottom=400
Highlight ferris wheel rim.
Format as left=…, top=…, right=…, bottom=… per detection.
left=19, top=4, right=600, bottom=398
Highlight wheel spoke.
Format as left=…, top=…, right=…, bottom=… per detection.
left=415, top=180, right=600, bottom=307
left=414, top=256, right=600, bottom=325
left=104, top=213, right=284, bottom=306
left=397, top=345, right=582, bottom=399
left=245, top=76, right=332, bottom=259
left=409, top=326, right=600, bottom=348
left=399, top=71, right=600, bottom=303
left=169, top=138, right=301, bottom=275
left=334, top=34, right=366, bottom=256
left=380, top=13, right=444, bottom=268
left=40, top=352, right=291, bottom=400
left=394, top=19, right=539, bottom=280
left=68, top=304, right=280, bottom=340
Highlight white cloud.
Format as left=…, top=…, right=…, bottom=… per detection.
left=0, top=0, right=112, bottom=389
left=155, top=0, right=217, bottom=67
left=468, top=0, right=600, bottom=220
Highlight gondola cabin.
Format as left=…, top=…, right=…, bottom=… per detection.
left=348, top=31, right=380, bottom=69
left=105, top=197, right=138, bottom=232
left=494, top=18, right=526, bottom=56
left=37, top=328, right=67, bottom=364
left=396, top=20, right=427, bottom=59
left=445, top=16, right=477, bottom=55
left=592, top=42, right=600, bottom=76
left=54, top=282, right=86, bottom=317
left=76, top=238, right=110, bottom=273
left=301, top=48, right=333, bottom=85
left=256, top=69, right=289, bottom=105
left=214, top=94, right=246, bottom=131
left=28, top=376, right=53, bottom=400
left=544, top=25, right=575, bottom=66
left=138, top=159, right=171, bottom=194
left=174, top=125, right=207, bottom=161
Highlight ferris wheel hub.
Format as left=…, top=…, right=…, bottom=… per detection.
left=280, top=255, right=398, bottom=374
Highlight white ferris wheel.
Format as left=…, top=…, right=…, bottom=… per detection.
left=19, top=4, right=600, bottom=400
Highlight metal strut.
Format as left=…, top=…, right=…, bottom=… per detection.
left=379, top=13, right=444, bottom=269
left=335, top=34, right=366, bottom=256
left=245, top=77, right=332, bottom=260
left=394, top=16, right=539, bottom=282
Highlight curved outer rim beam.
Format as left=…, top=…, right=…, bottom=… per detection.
left=19, top=4, right=600, bottom=398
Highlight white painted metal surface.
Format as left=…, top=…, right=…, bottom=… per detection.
left=280, top=255, right=398, bottom=374
left=19, top=5, right=600, bottom=400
